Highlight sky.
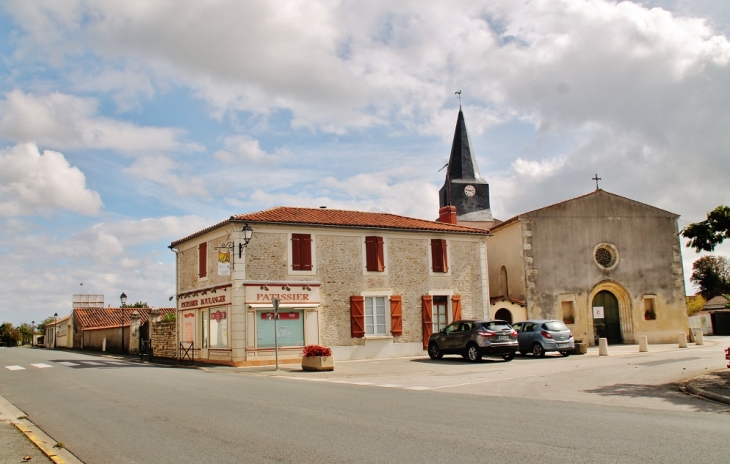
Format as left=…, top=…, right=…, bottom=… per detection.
left=1, top=0, right=729, bottom=325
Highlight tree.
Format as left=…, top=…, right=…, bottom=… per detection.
left=690, top=256, right=730, bottom=299
left=682, top=205, right=730, bottom=252
left=0, top=322, right=21, bottom=346
left=36, top=316, right=57, bottom=335
left=686, top=294, right=706, bottom=316
left=129, top=301, right=149, bottom=308
left=18, top=323, right=32, bottom=345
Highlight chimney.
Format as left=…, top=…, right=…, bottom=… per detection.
left=438, top=205, right=457, bottom=225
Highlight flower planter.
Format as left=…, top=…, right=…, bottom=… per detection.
left=302, top=356, right=335, bottom=371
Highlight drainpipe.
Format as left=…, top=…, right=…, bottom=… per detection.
left=168, top=245, right=180, bottom=359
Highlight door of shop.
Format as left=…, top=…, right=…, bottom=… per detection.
left=592, top=290, right=622, bottom=344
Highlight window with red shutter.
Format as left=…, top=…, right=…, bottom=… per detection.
left=390, top=296, right=402, bottom=336
left=451, top=295, right=462, bottom=321
left=350, top=296, right=365, bottom=338
left=198, top=242, right=207, bottom=278
left=291, top=233, right=313, bottom=271
left=365, top=236, right=385, bottom=272
left=430, top=239, right=448, bottom=273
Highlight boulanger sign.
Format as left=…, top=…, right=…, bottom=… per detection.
left=180, top=294, right=227, bottom=309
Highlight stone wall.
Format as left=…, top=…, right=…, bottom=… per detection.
left=151, top=320, right=177, bottom=359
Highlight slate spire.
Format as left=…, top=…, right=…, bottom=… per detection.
left=439, top=107, right=493, bottom=222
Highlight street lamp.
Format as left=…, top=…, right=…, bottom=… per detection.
left=31, top=321, right=35, bottom=347
left=53, top=313, right=58, bottom=349
left=214, top=224, right=254, bottom=268
left=120, top=292, right=127, bottom=353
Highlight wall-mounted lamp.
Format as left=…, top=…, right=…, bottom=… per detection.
left=282, top=285, right=291, bottom=291
left=304, top=285, right=312, bottom=291
left=260, top=284, right=269, bottom=291
left=211, top=288, right=216, bottom=294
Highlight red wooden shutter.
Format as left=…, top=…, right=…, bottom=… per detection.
left=390, top=296, right=402, bottom=336
left=422, top=295, right=433, bottom=349
left=292, top=234, right=313, bottom=270
left=365, top=236, right=385, bottom=272
left=291, top=234, right=301, bottom=270
left=300, top=234, right=312, bottom=270
left=198, top=243, right=207, bottom=278
left=350, top=296, right=365, bottom=338
left=430, top=239, right=448, bottom=273
left=451, top=295, right=462, bottom=321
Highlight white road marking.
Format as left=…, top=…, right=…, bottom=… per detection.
left=57, top=362, right=80, bottom=367
left=5, top=365, right=25, bottom=370
left=106, top=362, right=129, bottom=365
left=31, top=363, right=52, bottom=368
left=81, top=361, right=104, bottom=365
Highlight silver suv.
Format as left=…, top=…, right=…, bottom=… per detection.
left=427, top=319, right=518, bottom=362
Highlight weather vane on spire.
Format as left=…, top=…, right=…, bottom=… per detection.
left=455, top=89, right=462, bottom=105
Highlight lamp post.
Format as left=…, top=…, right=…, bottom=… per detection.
left=120, top=292, right=127, bottom=354
left=31, top=321, right=35, bottom=347
left=214, top=224, right=254, bottom=271
left=53, top=313, right=58, bottom=349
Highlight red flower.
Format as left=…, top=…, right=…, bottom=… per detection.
left=725, top=347, right=730, bottom=368
left=303, top=345, right=332, bottom=357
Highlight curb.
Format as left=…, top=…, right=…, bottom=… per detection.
left=679, top=380, right=730, bottom=406
left=0, top=394, right=83, bottom=464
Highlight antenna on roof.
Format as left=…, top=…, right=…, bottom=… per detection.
left=438, top=163, right=448, bottom=172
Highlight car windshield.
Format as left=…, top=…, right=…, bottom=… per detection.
left=481, top=321, right=512, bottom=331
left=543, top=321, right=568, bottom=331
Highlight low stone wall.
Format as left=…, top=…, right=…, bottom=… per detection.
left=151, top=320, right=177, bottom=359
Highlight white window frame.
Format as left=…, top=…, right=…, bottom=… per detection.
left=429, top=290, right=454, bottom=332
left=287, top=232, right=317, bottom=276
left=361, top=290, right=392, bottom=338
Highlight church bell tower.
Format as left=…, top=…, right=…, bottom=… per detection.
left=439, top=108, right=493, bottom=223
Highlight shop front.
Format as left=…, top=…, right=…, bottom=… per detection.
left=243, top=282, right=321, bottom=363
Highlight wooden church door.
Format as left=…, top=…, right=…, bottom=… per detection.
left=592, top=290, right=622, bottom=344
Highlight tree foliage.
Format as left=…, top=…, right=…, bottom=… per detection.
left=36, top=316, right=57, bottom=334
left=0, top=322, right=21, bottom=346
left=682, top=205, right=730, bottom=252
left=690, top=256, right=730, bottom=299
left=686, top=294, right=706, bottom=316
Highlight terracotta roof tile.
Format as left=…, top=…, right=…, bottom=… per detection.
left=74, top=307, right=176, bottom=330
left=171, top=206, right=490, bottom=247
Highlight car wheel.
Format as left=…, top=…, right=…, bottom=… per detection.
left=532, top=343, right=545, bottom=358
left=466, top=343, right=482, bottom=362
left=428, top=343, right=443, bottom=360
left=502, top=352, right=515, bottom=362
left=560, top=350, right=570, bottom=357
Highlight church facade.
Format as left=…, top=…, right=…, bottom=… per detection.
left=440, top=108, right=688, bottom=345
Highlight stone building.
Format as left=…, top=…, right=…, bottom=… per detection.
left=486, top=190, right=688, bottom=345
left=169, top=206, right=491, bottom=365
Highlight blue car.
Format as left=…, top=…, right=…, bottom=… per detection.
left=512, top=320, right=574, bottom=357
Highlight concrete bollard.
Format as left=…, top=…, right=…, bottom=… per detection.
left=102, top=337, right=107, bottom=352
left=639, top=336, right=648, bottom=352
left=598, top=337, right=609, bottom=356
left=694, top=330, right=704, bottom=345
left=678, top=333, right=688, bottom=348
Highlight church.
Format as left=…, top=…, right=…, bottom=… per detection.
left=440, top=108, right=689, bottom=345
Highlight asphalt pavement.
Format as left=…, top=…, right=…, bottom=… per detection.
left=2, top=339, right=729, bottom=463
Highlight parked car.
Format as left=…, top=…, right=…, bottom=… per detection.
left=428, top=319, right=518, bottom=362
left=512, top=320, right=574, bottom=357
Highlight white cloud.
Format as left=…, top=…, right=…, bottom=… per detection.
left=125, top=156, right=208, bottom=198
left=0, top=143, right=102, bottom=216
left=213, top=135, right=277, bottom=164
left=0, top=90, right=203, bottom=153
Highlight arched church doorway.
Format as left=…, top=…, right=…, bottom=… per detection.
left=592, top=290, right=622, bottom=344
left=494, top=308, right=512, bottom=324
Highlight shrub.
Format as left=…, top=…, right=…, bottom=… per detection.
left=161, top=312, right=176, bottom=323
left=726, top=347, right=729, bottom=368
left=303, top=345, right=332, bottom=357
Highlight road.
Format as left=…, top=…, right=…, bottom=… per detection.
left=1, top=338, right=729, bottom=463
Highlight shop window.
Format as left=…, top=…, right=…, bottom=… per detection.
left=291, top=233, right=313, bottom=271
left=430, top=239, right=448, bottom=273
left=365, top=236, right=385, bottom=272
left=562, top=301, right=575, bottom=324
left=644, top=297, right=657, bottom=320
left=209, top=310, right=228, bottom=348
left=198, top=242, right=208, bottom=278
left=257, top=310, right=304, bottom=348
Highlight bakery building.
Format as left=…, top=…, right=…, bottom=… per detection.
left=169, top=206, right=491, bottom=365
